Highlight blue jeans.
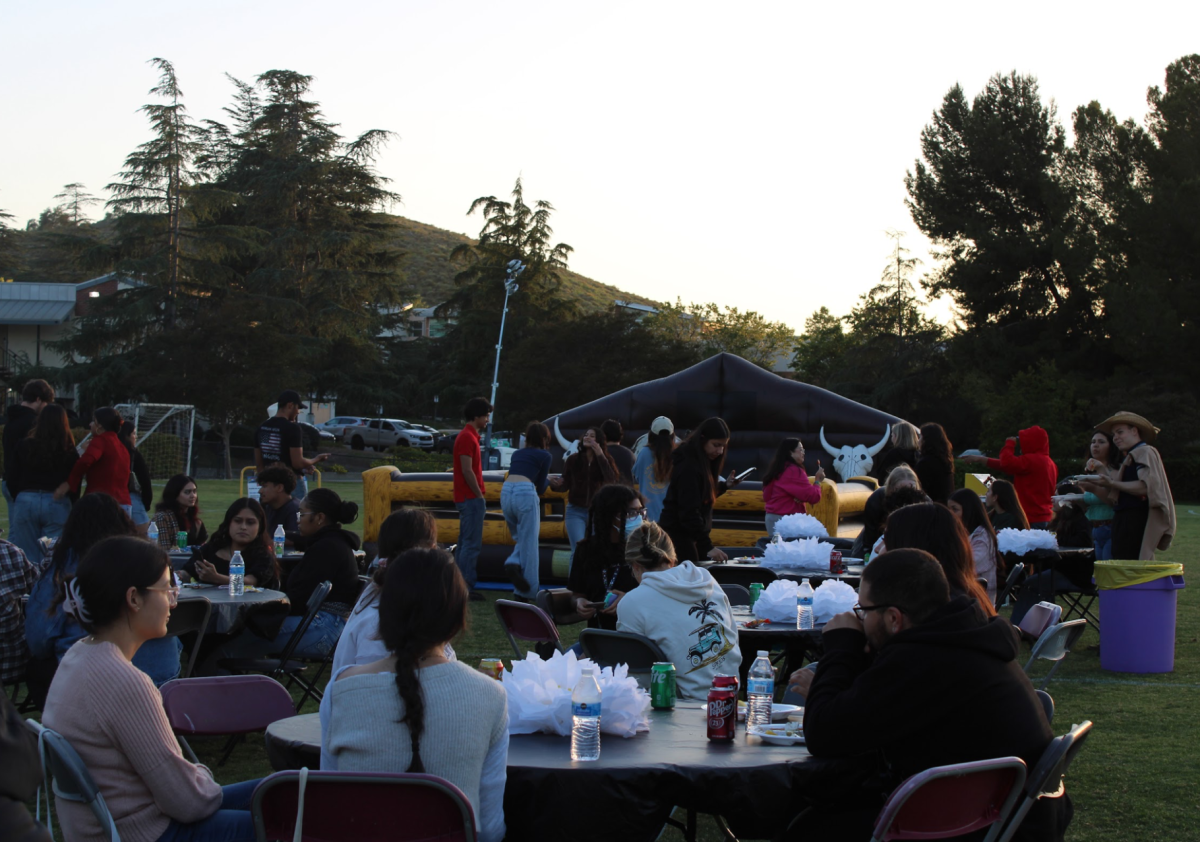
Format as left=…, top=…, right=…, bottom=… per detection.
left=291, top=474, right=308, bottom=502
left=215, top=610, right=346, bottom=667
left=133, top=636, right=183, bottom=686
left=502, top=482, right=541, bottom=598
left=156, top=780, right=260, bottom=842
left=9, top=491, right=71, bottom=563
left=1092, top=523, right=1113, bottom=561
left=455, top=497, right=485, bottom=589
left=565, top=503, right=588, bottom=572
left=130, top=495, right=150, bottom=526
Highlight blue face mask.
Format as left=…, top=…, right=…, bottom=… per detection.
left=625, top=516, right=645, bottom=537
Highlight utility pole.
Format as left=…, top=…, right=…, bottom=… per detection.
left=483, top=259, right=526, bottom=464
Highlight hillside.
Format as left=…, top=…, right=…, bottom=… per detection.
left=387, top=215, right=661, bottom=312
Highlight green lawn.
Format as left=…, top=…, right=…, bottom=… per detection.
left=13, top=484, right=1200, bottom=840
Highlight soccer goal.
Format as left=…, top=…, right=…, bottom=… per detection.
left=115, top=403, right=196, bottom=479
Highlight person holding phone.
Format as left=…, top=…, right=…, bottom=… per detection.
left=658, top=417, right=744, bottom=563
left=567, top=484, right=645, bottom=630
left=761, top=437, right=825, bottom=538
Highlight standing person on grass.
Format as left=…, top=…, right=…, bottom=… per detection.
left=56, top=407, right=131, bottom=514
left=501, top=421, right=552, bottom=600
left=658, top=417, right=746, bottom=563
left=550, top=425, right=619, bottom=570
left=1092, top=412, right=1176, bottom=560
left=1075, top=429, right=1122, bottom=561
left=914, top=423, right=955, bottom=506
left=601, top=419, right=636, bottom=485
left=453, top=398, right=492, bottom=602
left=253, top=390, right=329, bottom=502
left=632, top=416, right=676, bottom=522
left=2, top=379, right=54, bottom=526
left=964, top=426, right=1057, bottom=528
left=8, top=403, right=77, bottom=563
left=761, top=437, right=825, bottom=539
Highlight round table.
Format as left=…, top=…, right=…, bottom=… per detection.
left=264, top=708, right=859, bottom=842
left=178, top=585, right=289, bottom=634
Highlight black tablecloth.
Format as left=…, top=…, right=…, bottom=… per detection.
left=265, top=709, right=862, bottom=842
left=178, top=586, right=289, bottom=634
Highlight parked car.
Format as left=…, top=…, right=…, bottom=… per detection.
left=345, top=418, right=436, bottom=450
left=317, top=416, right=366, bottom=439
left=298, top=421, right=335, bottom=449
left=434, top=432, right=456, bottom=454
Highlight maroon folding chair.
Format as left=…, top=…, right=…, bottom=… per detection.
left=869, top=756, right=1027, bottom=842
left=494, top=598, right=562, bottom=658
left=251, top=770, right=477, bottom=842
left=160, top=674, right=297, bottom=766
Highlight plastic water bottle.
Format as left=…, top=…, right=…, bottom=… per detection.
left=273, top=525, right=286, bottom=559
left=570, top=667, right=602, bottom=761
left=147, top=522, right=159, bottom=544
left=796, top=578, right=814, bottom=630
left=229, top=550, right=245, bottom=597
left=747, top=650, right=775, bottom=728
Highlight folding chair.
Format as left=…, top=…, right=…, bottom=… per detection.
left=706, top=564, right=777, bottom=589
left=1056, top=578, right=1100, bottom=633
left=220, top=580, right=332, bottom=711
left=294, top=577, right=371, bottom=712
left=1023, top=620, right=1087, bottom=690
left=1034, top=689, right=1054, bottom=724
left=869, top=756, right=1027, bottom=842
left=251, top=769, right=477, bottom=842
left=996, top=562, right=1024, bottom=611
left=165, top=596, right=211, bottom=679
left=1017, top=602, right=1061, bottom=641
left=160, top=675, right=297, bottom=766
left=720, top=583, right=752, bottom=606
left=26, top=718, right=121, bottom=842
left=535, top=588, right=585, bottom=627
left=494, top=599, right=562, bottom=659
left=995, top=721, right=1092, bottom=842
left=578, top=628, right=667, bottom=690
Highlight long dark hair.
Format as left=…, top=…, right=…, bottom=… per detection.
left=919, top=423, right=953, bottom=461
left=1089, top=430, right=1121, bottom=470
left=30, top=403, right=74, bottom=452
left=157, top=474, right=200, bottom=531
left=950, top=488, right=1001, bottom=576
left=377, top=548, right=468, bottom=773
left=209, top=497, right=273, bottom=562
left=92, top=406, right=123, bottom=434
left=48, top=494, right=138, bottom=609
left=674, top=417, right=730, bottom=505
left=70, top=537, right=170, bottom=634
left=648, top=429, right=674, bottom=484
left=585, top=483, right=641, bottom=542
left=883, top=502, right=996, bottom=616
left=988, top=479, right=1029, bottom=530
left=524, top=421, right=550, bottom=449
left=369, top=507, right=438, bottom=591
left=762, top=437, right=802, bottom=487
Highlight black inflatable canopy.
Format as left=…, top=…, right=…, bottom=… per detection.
left=544, top=353, right=901, bottom=476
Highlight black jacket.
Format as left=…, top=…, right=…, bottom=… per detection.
left=567, top=535, right=639, bottom=631
left=916, top=454, right=955, bottom=505
left=872, top=447, right=918, bottom=481
left=8, top=438, right=78, bottom=497
left=805, top=596, right=1069, bottom=841
left=2, top=405, right=37, bottom=485
left=0, top=694, right=51, bottom=842
left=285, top=526, right=361, bottom=616
left=659, top=451, right=727, bottom=561
left=128, top=448, right=153, bottom=510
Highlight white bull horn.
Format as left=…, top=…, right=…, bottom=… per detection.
left=553, top=417, right=573, bottom=451
left=818, top=426, right=838, bottom=457
left=866, top=424, right=891, bottom=457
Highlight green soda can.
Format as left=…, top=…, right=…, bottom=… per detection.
left=650, top=662, right=676, bottom=709
left=749, top=582, right=764, bottom=606
left=177, top=530, right=188, bottom=551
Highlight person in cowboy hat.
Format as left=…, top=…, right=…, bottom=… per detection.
left=1091, top=412, right=1175, bottom=560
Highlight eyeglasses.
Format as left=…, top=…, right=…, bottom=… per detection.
left=624, top=508, right=647, bottom=519
left=146, top=584, right=180, bottom=606
left=298, top=511, right=316, bottom=518
left=853, top=603, right=902, bottom=621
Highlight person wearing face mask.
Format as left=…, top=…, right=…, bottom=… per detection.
left=567, top=484, right=645, bottom=631
left=615, top=522, right=741, bottom=700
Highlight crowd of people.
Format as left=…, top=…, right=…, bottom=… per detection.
left=0, top=383, right=1179, bottom=842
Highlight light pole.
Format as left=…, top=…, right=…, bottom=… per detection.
left=433, top=394, right=439, bottom=422
left=484, top=259, right=525, bottom=463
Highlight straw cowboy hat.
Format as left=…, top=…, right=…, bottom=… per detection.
left=1096, top=411, right=1160, bottom=445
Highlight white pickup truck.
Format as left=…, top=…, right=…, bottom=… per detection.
left=344, top=418, right=435, bottom=450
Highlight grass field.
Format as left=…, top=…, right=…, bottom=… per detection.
left=12, top=482, right=1200, bottom=840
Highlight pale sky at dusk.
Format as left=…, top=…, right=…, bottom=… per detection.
left=3, top=1, right=1197, bottom=332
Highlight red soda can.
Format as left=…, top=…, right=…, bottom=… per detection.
left=707, top=684, right=737, bottom=741
left=829, top=550, right=843, bottom=572
left=713, top=673, right=740, bottom=696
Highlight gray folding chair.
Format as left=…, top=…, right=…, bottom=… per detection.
left=720, top=583, right=752, bottom=606
left=165, top=596, right=211, bottom=679
left=1034, top=689, right=1054, bottom=724
left=1023, top=619, right=1087, bottom=690
left=996, top=562, right=1024, bottom=610
left=26, top=718, right=121, bottom=841
left=996, top=721, right=1093, bottom=842
left=578, top=629, right=667, bottom=690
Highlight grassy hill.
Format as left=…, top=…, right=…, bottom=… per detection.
left=387, top=215, right=661, bottom=313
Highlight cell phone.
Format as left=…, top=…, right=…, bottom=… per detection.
left=734, top=467, right=756, bottom=481
left=586, top=601, right=607, bottom=611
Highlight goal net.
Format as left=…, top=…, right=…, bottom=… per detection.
left=116, top=403, right=196, bottom=479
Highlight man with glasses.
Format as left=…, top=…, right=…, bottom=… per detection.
left=782, top=549, right=1070, bottom=842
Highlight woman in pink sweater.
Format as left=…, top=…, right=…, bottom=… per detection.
left=42, top=536, right=259, bottom=842
left=761, top=437, right=825, bottom=538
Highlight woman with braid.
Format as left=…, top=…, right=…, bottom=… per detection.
left=615, top=522, right=741, bottom=700
left=325, top=548, right=508, bottom=842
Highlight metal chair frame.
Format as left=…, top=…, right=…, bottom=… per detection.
left=995, top=721, right=1093, bottom=842
left=26, top=718, right=121, bottom=841
left=165, top=595, right=212, bottom=679
left=1023, top=619, right=1087, bottom=690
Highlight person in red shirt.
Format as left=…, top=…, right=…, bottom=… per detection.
left=453, top=397, right=492, bottom=601
left=55, top=406, right=132, bottom=512
left=964, top=425, right=1057, bottom=528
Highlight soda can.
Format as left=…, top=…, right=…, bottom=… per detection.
left=829, top=550, right=842, bottom=572
left=650, top=662, right=676, bottom=709
left=478, top=658, right=504, bottom=680
left=178, top=530, right=188, bottom=551
left=749, top=582, right=764, bottom=606
left=706, top=684, right=737, bottom=741
left=713, top=673, right=740, bottom=696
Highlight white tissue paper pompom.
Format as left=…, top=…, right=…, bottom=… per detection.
left=773, top=513, right=829, bottom=539
left=752, top=579, right=798, bottom=623
left=761, top=536, right=833, bottom=570
left=812, top=579, right=858, bottom=624
left=502, top=649, right=650, bottom=737
left=996, top=528, right=1059, bottom=555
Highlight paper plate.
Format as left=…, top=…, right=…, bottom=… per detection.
left=748, top=723, right=805, bottom=745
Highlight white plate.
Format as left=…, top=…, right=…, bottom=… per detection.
left=1069, top=475, right=1102, bottom=482
left=748, top=723, right=805, bottom=745
left=769, top=703, right=801, bottom=722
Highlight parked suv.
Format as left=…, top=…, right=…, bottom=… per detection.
left=345, top=418, right=435, bottom=450
left=317, top=416, right=366, bottom=439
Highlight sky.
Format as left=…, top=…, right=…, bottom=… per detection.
left=2, top=1, right=1198, bottom=333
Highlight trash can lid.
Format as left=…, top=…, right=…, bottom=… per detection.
left=1094, top=561, right=1184, bottom=590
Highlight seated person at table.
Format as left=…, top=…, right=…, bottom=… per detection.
left=851, top=466, right=923, bottom=558
left=205, top=489, right=361, bottom=671
left=178, top=498, right=280, bottom=590
left=318, top=505, right=452, bottom=769
left=325, top=548, right=507, bottom=842
left=151, top=474, right=208, bottom=549
left=948, top=488, right=1002, bottom=603
left=881, top=502, right=996, bottom=616
left=616, top=522, right=741, bottom=700
left=43, top=536, right=260, bottom=842
left=25, top=493, right=183, bottom=687
left=256, top=465, right=300, bottom=547
left=568, top=484, right=644, bottom=632
left=785, top=549, right=1069, bottom=842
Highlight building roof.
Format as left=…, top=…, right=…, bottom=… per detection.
left=0, top=284, right=77, bottom=325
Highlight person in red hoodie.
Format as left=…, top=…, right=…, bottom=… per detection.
left=54, top=406, right=132, bottom=514
left=965, top=426, right=1057, bottom=528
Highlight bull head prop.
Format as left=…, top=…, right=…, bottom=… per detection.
left=553, top=418, right=581, bottom=457
left=818, top=425, right=890, bottom=482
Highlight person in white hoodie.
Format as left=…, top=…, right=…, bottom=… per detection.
left=616, top=522, right=742, bottom=700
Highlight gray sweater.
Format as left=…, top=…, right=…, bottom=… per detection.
left=326, top=662, right=509, bottom=841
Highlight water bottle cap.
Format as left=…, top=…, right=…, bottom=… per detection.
left=757, top=650, right=768, bottom=657
left=581, top=666, right=595, bottom=675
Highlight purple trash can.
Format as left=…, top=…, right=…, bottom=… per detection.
left=1099, top=574, right=1186, bottom=673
